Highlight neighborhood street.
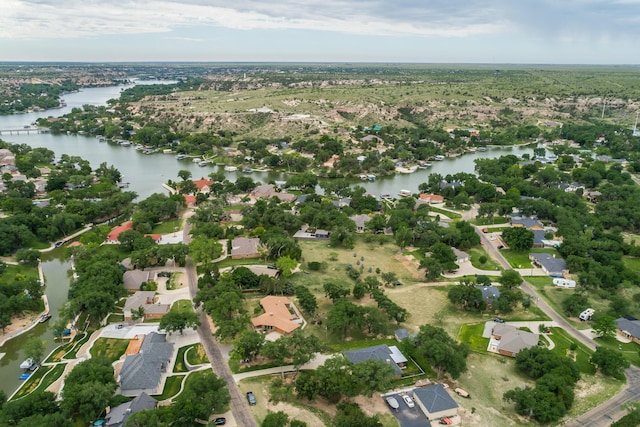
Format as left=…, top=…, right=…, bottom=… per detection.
left=475, top=225, right=640, bottom=424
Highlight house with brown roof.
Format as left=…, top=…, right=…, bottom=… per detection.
left=350, top=214, right=371, bottom=233
left=231, top=237, right=261, bottom=259
left=123, top=270, right=156, bottom=292
left=192, top=178, right=214, bottom=193
left=251, top=296, right=301, bottom=335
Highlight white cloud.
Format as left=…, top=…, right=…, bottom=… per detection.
left=1, top=0, right=638, bottom=42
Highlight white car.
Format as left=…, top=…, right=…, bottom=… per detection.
left=402, top=395, right=415, bottom=408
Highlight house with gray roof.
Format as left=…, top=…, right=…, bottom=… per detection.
left=452, top=248, right=470, bottom=264
left=617, top=317, right=640, bottom=344
left=344, top=344, right=407, bottom=376
left=491, top=323, right=539, bottom=357
left=529, top=253, right=567, bottom=277
left=395, top=328, right=410, bottom=342
left=104, top=392, right=157, bottom=427
left=510, top=216, right=544, bottom=229
left=123, top=270, right=155, bottom=292
left=119, top=332, right=174, bottom=396
left=350, top=214, right=371, bottom=232
left=412, top=384, right=458, bottom=420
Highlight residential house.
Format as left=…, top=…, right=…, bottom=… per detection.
left=509, top=216, right=543, bottom=229
left=123, top=270, right=156, bottom=292
left=350, top=214, right=371, bottom=233
left=192, top=178, right=214, bottom=193
left=412, top=384, right=459, bottom=421
left=231, top=237, right=261, bottom=259
left=418, top=193, right=444, bottom=204
left=104, top=392, right=157, bottom=427
left=452, top=248, right=470, bottom=264
left=344, top=344, right=407, bottom=377
left=183, top=194, right=197, bottom=207
left=119, top=332, right=174, bottom=396
left=123, top=291, right=170, bottom=321
left=490, top=323, right=539, bottom=357
left=616, top=316, right=640, bottom=344
left=315, top=229, right=330, bottom=239
left=530, top=253, right=567, bottom=277
left=251, top=296, right=301, bottom=335
left=249, top=183, right=297, bottom=203
left=476, top=285, right=500, bottom=308
left=105, top=221, right=134, bottom=244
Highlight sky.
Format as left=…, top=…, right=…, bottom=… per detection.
left=1, top=0, right=639, bottom=63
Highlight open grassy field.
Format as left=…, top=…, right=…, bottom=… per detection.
left=458, top=323, right=490, bottom=353
left=151, top=219, right=183, bottom=234
left=468, top=247, right=502, bottom=271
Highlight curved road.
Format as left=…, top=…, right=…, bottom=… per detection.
left=183, top=218, right=258, bottom=427
left=475, top=225, right=640, bottom=425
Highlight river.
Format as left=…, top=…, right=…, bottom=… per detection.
left=0, top=83, right=536, bottom=396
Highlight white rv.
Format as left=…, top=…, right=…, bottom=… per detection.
left=579, top=308, right=595, bottom=321
left=553, top=278, right=576, bottom=288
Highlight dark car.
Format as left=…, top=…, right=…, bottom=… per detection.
left=246, top=391, right=257, bottom=405
left=494, top=317, right=505, bottom=323
left=213, top=418, right=226, bottom=425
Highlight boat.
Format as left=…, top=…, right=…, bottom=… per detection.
left=433, top=155, right=446, bottom=161
left=418, top=162, right=433, bottom=169
left=380, top=193, right=392, bottom=199
left=163, top=149, right=174, bottom=154
left=360, top=175, right=368, bottom=181
left=476, top=147, right=488, bottom=152
left=386, top=396, right=400, bottom=410
left=20, top=358, right=35, bottom=369
left=135, top=144, right=145, bottom=151
left=224, top=165, right=238, bottom=172
left=199, top=160, right=209, bottom=167
left=398, top=189, right=412, bottom=197
left=242, top=167, right=253, bottom=173
left=119, top=140, right=131, bottom=147
left=19, top=373, right=31, bottom=380
left=367, top=174, right=376, bottom=181
left=192, top=158, right=202, bottom=163
left=39, top=313, right=52, bottom=323
left=175, top=154, right=186, bottom=160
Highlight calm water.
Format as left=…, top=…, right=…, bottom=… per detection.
left=0, top=83, right=536, bottom=396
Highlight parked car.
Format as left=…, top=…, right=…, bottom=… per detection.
left=402, top=394, right=415, bottom=408
left=246, top=391, right=257, bottom=405
left=213, top=418, right=226, bottom=425
left=494, top=317, right=505, bottom=323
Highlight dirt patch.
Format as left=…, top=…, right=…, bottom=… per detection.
left=266, top=402, right=326, bottom=427
left=352, top=394, right=389, bottom=417
left=394, top=254, right=423, bottom=280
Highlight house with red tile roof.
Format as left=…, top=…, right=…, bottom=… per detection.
left=251, top=296, right=301, bottom=335
left=192, top=178, right=214, bottom=193
left=106, top=221, right=134, bottom=244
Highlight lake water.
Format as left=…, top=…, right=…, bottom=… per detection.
left=0, top=83, right=536, bottom=396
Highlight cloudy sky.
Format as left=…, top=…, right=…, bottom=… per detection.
left=1, top=0, right=639, bottom=63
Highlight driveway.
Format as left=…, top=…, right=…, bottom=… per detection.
left=384, top=392, right=431, bottom=427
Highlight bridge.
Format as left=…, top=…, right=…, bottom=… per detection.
left=0, top=128, right=50, bottom=135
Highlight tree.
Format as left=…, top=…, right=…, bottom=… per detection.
left=498, top=269, right=523, bottom=289
left=61, top=357, right=116, bottom=422
left=323, top=281, right=349, bottom=302
left=591, top=314, right=616, bottom=338
left=380, top=272, right=398, bottom=287
left=275, top=256, right=297, bottom=278
left=159, top=309, right=200, bottom=335
left=447, top=282, right=483, bottom=311
left=412, top=324, right=469, bottom=379
left=295, top=285, right=317, bottom=316
left=172, top=371, right=230, bottom=425
left=0, top=392, right=61, bottom=426
left=261, top=411, right=289, bottom=427
left=24, top=337, right=46, bottom=367
left=591, top=347, right=629, bottom=379
left=287, top=331, right=321, bottom=374
left=501, top=227, right=534, bottom=252
left=232, top=330, right=265, bottom=361
left=333, top=401, right=383, bottom=427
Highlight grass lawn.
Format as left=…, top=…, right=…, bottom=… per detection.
left=594, top=335, right=640, bottom=367
left=502, top=248, right=557, bottom=269
left=468, top=247, right=502, bottom=271
left=185, top=343, right=209, bottom=365
left=174, top=345, right=190, bottom=373
left=151, top=219, right=183, bottom=234
left=473, top=216, right=509, bottom=225
left=548, top=327, right=596, bottom=374
left=153, top=374, right=185, bottom=400
left=1, top=263, right=40, bottom=283
left=63, top=332, right=92, bottom=359
left=457, top=323, right=490, bottom=353
left=623, top=256, right=640, bottom=273
left=13, top=365, right=52, bottom=399
left=429, top=206, right=462, bottom=219
left=170, top=299, right=195, bottom=314
left=89, top=338, right=130, bottom=363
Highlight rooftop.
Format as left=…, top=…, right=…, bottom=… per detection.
left=344, top=344, right=405, bottom=375
left=413, top=384, right=459, bottom=413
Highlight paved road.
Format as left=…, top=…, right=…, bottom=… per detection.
left=183, top=218, right=258, bottom=427
left=474, top=225, right=640, bottom=424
